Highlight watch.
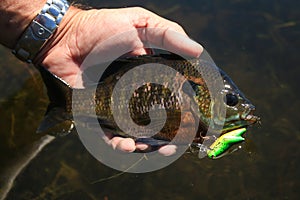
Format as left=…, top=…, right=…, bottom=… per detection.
left=12, top=0, right=70, bottom=63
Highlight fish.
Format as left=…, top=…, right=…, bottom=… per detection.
left=36, top=53, right=259, bottom=154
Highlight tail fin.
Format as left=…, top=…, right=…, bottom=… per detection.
left=37, top=65, right=75, bottom=136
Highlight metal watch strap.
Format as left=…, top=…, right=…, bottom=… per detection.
left=12, top=0, right=70, bottom=63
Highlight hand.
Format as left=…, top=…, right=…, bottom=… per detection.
left=34, top=6, right=203, bottom=155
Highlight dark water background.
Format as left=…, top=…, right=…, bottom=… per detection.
left=0, top=0, right=299, bottom=199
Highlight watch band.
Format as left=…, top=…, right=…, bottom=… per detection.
left=12, top=0, right=70, bottom=63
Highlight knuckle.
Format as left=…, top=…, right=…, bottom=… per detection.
left=171, top=21, right=184, bottom=31
left=131, top=6, right=147, bottom=13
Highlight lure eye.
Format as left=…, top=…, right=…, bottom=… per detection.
left=225, top=93, right=239, bottom=106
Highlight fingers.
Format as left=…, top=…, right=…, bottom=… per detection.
left=116, top=138, right=136, bottom=152
left=109, top=137, right=136, bottom=152
left=129, top=7, right=203, bottom=57
left=106, top=135, right=177, bottom=156
left=158, top=145, right=177, bottom=156
left=108, top=136, right=150, bottom=153
left=145, top=28, right=203, bottom=57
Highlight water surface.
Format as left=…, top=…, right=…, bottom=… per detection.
left=0, top=0, right=299, bottom=199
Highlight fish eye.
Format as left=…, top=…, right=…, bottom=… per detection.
left=225, top=93, right=239, bottom=106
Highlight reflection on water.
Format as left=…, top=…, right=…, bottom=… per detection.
left=0, top=0, right=299, bottom=199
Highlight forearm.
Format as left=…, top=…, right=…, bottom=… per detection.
left=0, top=0, right=47, bottom=48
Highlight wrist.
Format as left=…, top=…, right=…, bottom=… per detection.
left=0, top=0, right=47, bottom=48
left=12, top=0, right=74, bottom=63
left=33, top=5, right=83, bottom=65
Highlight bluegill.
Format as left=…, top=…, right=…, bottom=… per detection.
left=37, top=53, right=259, bottom=148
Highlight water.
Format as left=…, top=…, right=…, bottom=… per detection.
left=0, top=0, right=299, bottom=199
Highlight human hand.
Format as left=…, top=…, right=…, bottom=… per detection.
left=34, top=6, right=203, bottom=155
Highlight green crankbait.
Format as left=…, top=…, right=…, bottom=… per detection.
left=207, top=128, right=247, bottom=158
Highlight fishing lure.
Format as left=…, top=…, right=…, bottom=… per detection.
left=207, top=128, right=247, bottom=158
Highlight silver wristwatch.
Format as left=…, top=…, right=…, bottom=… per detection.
left=12, top=0, right=70, bottom=63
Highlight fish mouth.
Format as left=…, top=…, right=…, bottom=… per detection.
left=241, top=105, right=260, bottom=125
left=220, top=105, right=260, bottom=135
left=243, top=113, right=260, bottom=124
